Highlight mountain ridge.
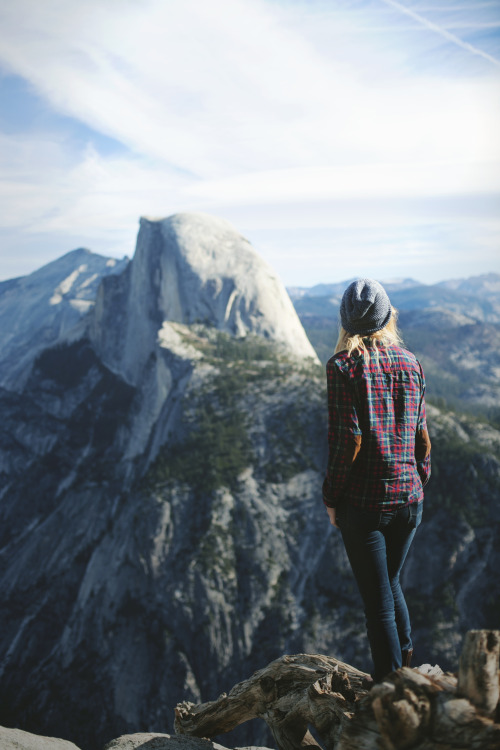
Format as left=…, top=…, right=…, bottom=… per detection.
left=0, top=248, right=129, bottom=391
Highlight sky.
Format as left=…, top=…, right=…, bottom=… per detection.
left=0, top=0, right=499, bottom=286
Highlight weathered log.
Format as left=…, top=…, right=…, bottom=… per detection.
left=175, top=631, right=500, bottom=750
left=457, top=630, right=500, bottom=717
left=175, top=653, right=368, bottom=749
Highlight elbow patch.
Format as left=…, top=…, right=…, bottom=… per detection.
left=352, top=434, right=362, bottom=463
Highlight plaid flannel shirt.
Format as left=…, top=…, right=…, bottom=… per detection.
left=323, top=344, right=431, bottom=510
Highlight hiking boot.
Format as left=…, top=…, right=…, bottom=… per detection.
left=361, top=675, right=375, bottom=690
left=402, top=648, right=413, bottom=668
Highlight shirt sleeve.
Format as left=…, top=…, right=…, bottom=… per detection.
left=415, top=363, right=431, bottom=487
left=322, top=359, right=362, bottom=508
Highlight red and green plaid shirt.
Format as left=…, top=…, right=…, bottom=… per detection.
left=323, top=344, right=431, bottom=510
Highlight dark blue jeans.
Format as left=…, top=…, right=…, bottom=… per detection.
left=337, top=502, right=422, bottom=681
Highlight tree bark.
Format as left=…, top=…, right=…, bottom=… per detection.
left=175, top=631, right=500, bottom=750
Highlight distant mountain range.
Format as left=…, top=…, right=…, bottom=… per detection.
left=0, top=216, right=498, bottom=750
left=288, top=273, right=500, bottom=323
left=287, top=273, right=500, bottom=420
left=288, top=277, right=421, bottom=300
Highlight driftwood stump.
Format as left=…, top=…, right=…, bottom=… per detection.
left=457, top=630, right=500, bottom=717
left=175, top=630, right=500, bottom=750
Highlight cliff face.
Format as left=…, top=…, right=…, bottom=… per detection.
left=0, top=216, right=498, bottom=750
left=90, top=213, right=318, bottom=385
left=85, top=212, right=318, bottom=463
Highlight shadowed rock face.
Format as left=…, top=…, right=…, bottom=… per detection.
left=0, top=215, right=499, bottom=750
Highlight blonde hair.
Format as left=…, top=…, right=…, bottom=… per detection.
left=335, top=307, right=403, bottom=361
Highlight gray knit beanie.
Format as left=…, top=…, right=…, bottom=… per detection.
left=340, top=278, right=392, bottom=335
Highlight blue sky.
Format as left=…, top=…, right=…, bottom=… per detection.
left=0, top=0, right=499, bottom=286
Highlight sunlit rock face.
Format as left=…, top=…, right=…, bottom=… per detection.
left=84, top=212, right=318, bottom=463
left=89, top=213, right=318, bottom=385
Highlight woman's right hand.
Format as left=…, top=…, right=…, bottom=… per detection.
left=326, top=506, right=339, bottom=528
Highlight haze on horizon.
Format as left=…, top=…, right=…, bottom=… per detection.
left=0, top=0, right=499, bottom=287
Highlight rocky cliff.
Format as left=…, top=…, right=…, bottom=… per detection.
left=0, top=216, right=498, bottom=750
left=90, top=213, right=317, bottom=384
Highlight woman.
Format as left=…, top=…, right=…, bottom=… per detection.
left=323, top=278, right=431, bottom=683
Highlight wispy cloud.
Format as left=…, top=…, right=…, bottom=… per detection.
left=381, top=0, right=500, bottom=67
left=0, top=0, right=498, bottom=282
left=0, top=131, right=192, bottom=233
left=0, top=0, right=345, bottom=176
left=185, top=160, right=500, bottom=205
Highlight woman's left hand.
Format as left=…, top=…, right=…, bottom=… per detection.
left=326, top=506, right=339, bottom=528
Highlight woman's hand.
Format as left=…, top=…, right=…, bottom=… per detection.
left=326, top=506, right=339, bottom=528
